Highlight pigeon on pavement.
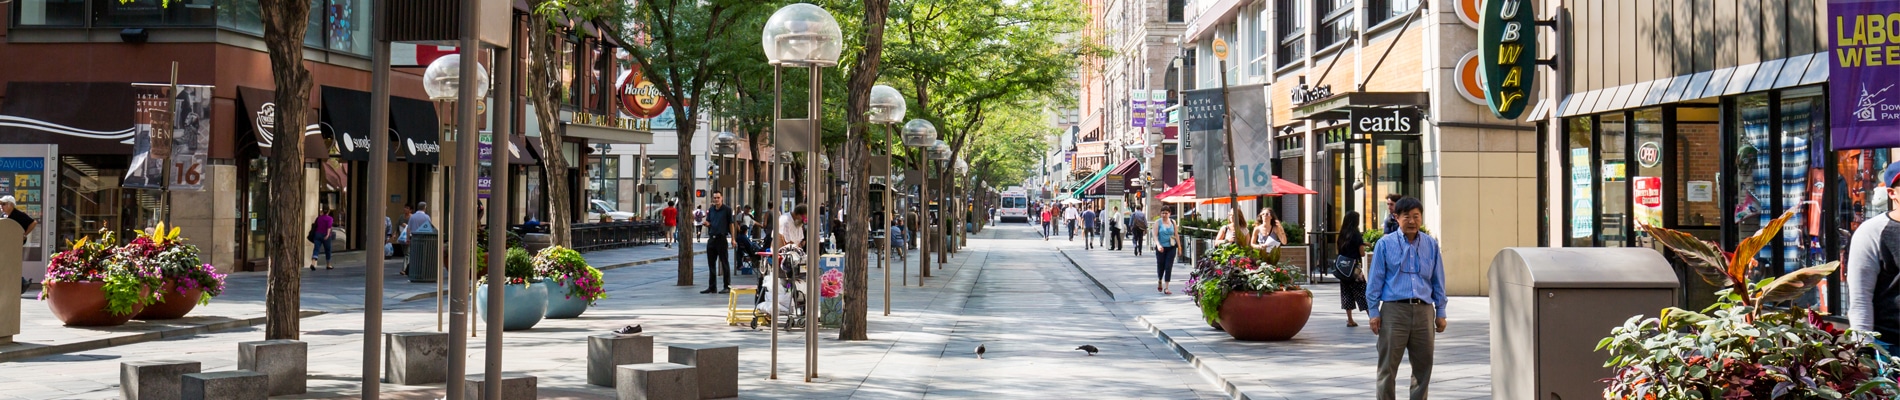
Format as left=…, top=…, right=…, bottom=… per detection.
left=975, top=343, right=986, bottom=359
left=1075, top=345, right=1099, bottom=356
left=613, top=325, right=643, bottom=336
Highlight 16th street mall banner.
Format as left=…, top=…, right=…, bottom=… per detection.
left=1832, top=0, right=1900, bottom=150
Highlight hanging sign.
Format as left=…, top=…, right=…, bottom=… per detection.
left=618, top=68, right=668, bottom=119
left=1182, top=88, right=1226, bottom=131
left=1478, top=0, right=1536, bottom=119
left=1149, top=90, right=1168, bottom=128
left=1637, top=141, right=1661, bottom=168
left=1131, top=88, right=1147, bottom=127
left=1212, top=37, right=1229, bottom=60
left=1352, top=108, right=1421, bottom=134
left=1827, top=0, right=1900, bottom=150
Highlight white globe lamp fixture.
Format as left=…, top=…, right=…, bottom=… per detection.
left=868, top=85, right=906, bottom=124
left=422, top=54, right=491, bottom=102
left=761, top=3, right=844, bottom=67
left=712, top=131, right=740, bottom=157
left=929, top=140, right=951, bottom=160
left=903, top=119, right=937, bottom=148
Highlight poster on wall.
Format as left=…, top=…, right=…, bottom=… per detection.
left=0, top=144, right=57, bottom=279
left=1571, top=148, right=1593, bottom=238
left=124, top=85, right=170, bottom=189
left=1633, top=176, right=1663, bottom=229
left=1829, top=0, right=1900, bottom=150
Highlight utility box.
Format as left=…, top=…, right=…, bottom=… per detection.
left=408, top=231, right=439, bottom=283
left=1490, top=247, right=1677, bottom=400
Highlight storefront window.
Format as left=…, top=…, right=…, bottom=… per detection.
left=92, top=0, right=214, bottom=26
left=1600, top=113, right=1629, bottom=247
left=1779, top=88, right=1827, bottom=304
left=56, top=156, right=159, bottom=251
left=1632, top=109, right=1664, bottom=234
left=1567, top=116, right=1595, bottom=247
left=1675, top=107, right=1721, bottom=227
left=14, top=0, right=87, bottom=26
left=1736, top=94, right=1772, bottom=274
left=590, top=155, right=620, bottom=210
left=214, top=0, right=261, bottom=33
left=323, top=0, right=369, bottom=55
left=651, top=157, right=681, bottom=207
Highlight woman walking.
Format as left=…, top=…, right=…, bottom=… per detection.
left=1155, top=210, right=1179, bottom=294
left=308, top=208, right=335, bottom=271
left=1336, top=211, right=1370, bottom=327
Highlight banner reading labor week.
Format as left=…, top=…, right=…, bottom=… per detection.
left=1829, top=0, right=1900, bottom=150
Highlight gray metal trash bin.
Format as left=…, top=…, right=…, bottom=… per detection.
left=1490, top=247, right=1677, bottom=400
left=523, top=233, right=552, bottom=253
left=408, top=232, right=438, bottom=283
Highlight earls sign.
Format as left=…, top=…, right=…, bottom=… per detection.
left=1827, top=0, right=1900, bottom=150
left=1352, top=108, right=1421, bottom=135
left=1477, top=0, right=1536, bottom=119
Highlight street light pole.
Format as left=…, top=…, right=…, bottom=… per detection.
left=762, top=3, right=843, bottom=383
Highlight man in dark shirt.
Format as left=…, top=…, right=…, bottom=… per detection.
left=1848, top=162, right=1900, bottom=354
left=701, top=192, right=735, bottom=294
left=1081, top=206, right=1098, bottom=250
left=1, top=196, right=33, bottom=239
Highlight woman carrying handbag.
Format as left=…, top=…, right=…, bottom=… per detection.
left=1334, top=211, right=1370, bottom=327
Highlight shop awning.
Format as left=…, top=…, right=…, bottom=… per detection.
left=1558, top=52, right=1825, bottom=118
left=1069, top=167, right=1113, bottom=199
left=1158, top=177, right=1196, bottom=203
left=389, top=96, right=442, bottom=164
left=320, top=86, right=385, bottom=161
left=237, top=86, right=327, bottom=160
left=0, top=82, right=137, bottom=155
left=1292, top=92, right=1431, bottom=121
left=507, top=134, right=542, bottom=165
left=1083, top=158, right=1142, bottom=195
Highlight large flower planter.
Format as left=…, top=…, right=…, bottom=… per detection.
left=1216, top=290, right=1312, bottom=341
left=476, top=283, right=548, bottom=331
left=544, top=280, right=590, bottom=319
left=135, top=282, right=204, bottom=320
left=45, top=281, right=144, bottom=327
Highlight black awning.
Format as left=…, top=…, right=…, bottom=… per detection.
left=237, top=86, right=328, bottom=159
left=0, top=82, right=136, bottom=155
left=390, top=96, right=441, bottom=164
left=320, top=86, right=377, bottom=161
left=1291, top=92, right=1431, bottom=121
left=508, top=134, right=542, bottom=165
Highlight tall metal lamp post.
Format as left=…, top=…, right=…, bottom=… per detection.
left=927, top=140, right=950, bottom=263
left=762, top=2, right=841, bottom=383
left=901, top=119, right=935, bottom=280
left=867, top=85, right=904, bottom=312
left=421, top=54, right=490, bottom=334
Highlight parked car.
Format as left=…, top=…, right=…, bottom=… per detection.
left=587, top=199, right=637, bottom=222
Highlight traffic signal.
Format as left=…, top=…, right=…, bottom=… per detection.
left=696, top=189, right=707, bottom=197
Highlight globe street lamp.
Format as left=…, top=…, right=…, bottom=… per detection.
left=902, top=119, right=936, bottom=279
left=867, top=85, right=903, bottom=310
left=763, top=2, right=840, bottom=383
left=712, top=130, right=739, bottom=214
left=421, top=53, right=491, bottom=335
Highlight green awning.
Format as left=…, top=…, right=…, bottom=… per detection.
left=1069, top=168, right=1113, bottom=199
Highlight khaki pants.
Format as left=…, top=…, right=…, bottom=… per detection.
left=1376, top=302, right=1435, bottom=400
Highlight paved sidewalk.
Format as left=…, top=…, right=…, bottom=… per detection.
left=0, top=243, right=704, bottom=363
left=0, top=227, right=1218, bottom=399
left=1049, top=231, right=1493, bottom=400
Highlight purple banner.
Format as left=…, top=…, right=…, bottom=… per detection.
left=478, top=132, right=492, bottom=198
left=1149, top=90, right=1167, bottom=128
left=1131, top=94, right=1147, bottom=128
left=1831, top=0, right=1900, bottom=150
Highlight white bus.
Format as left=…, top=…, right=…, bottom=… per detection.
left=999, top=190, right=1029, bottom=223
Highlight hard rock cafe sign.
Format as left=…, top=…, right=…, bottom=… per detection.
left=618, top=68, right=668, bottom=119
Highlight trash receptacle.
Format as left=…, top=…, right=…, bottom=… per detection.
left=1490, top=247, right=1677, bottom=400
left=523, top=233, right=552, bottom=253
left=408, top=232, right=439, bottom=283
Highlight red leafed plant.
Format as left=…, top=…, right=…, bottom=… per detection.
left=1599, top=207, right=1900, bottom=399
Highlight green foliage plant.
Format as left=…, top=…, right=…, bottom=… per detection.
left=1599, top=208, right=1900, bottom=399
left=534, top=246, right=606, bottom=305
left=477, top=247, right=538, bottom=286
left=1184, top=243, right=1308, bottom=325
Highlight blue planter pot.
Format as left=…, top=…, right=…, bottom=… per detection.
left=476, top=282, right=548, bottom=331
left=544, top=279, right=590, bottom=319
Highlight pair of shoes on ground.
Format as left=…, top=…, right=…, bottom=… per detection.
left=612, top=325, right=643, bottom=335
left=699, top=288, right=729, bottom=294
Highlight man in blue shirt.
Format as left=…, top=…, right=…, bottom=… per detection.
left=1080, top=206, right=1099, bottom=250
left=1365, top=196, right=1447, bottom=400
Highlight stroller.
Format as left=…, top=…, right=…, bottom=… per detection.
left=750, top=244, right=808, bottom=330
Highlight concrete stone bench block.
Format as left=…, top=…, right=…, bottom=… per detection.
left=616, top=363, right=699, bottom=400
left=589, top=333, right=655, bottom=387
left=121, top=360, right=202, bottom=400
left=384, top=332, right=449, bottom=385
left=668, top=344, right=738, bottom=399
left=237, top=339, right=306, bottom=396
left=181, top=371, right=268, bottom=400
left=465, top=373, right=538, bottom=400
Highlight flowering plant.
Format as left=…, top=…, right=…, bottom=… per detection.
left=122, top=223, right=225, bottom=305
left=820, top=269, right=843, bottom=298
left=1185, top=242, right=1306, bottom=325
left=42, top=231, right=164, bottom=316
left=533, top=246, right=605, bottom=305
left=1600, top=208, right=1900, bottom=399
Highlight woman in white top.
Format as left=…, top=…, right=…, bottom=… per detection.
left=1251, top=209, right=1287, bottom=252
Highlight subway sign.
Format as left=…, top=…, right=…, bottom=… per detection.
left=1478, top=0, right=1535, bottom=119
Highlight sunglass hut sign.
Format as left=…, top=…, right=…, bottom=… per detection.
left=1477, top=0, right=1536, bottom=120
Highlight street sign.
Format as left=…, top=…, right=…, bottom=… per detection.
left=1106, top=174, right=1124, bottom=196
left=1212, top=37, right=1229, bottom=60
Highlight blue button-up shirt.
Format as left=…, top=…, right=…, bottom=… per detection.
left=1366, top=231, right=1448, bottom=319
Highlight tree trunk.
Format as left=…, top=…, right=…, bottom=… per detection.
left=676, top=121, right=697, bottom=286
left=526, top=10, right=573, bottom=247
left=259, top=0, right=311, bottom=341
left=835, top=0, right=889, bottom=342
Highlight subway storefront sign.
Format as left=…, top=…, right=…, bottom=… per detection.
left=1478, top=0, right=1536, bottom=120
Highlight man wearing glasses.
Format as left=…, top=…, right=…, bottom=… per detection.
left=1366, top=196, right=1446, bottom=400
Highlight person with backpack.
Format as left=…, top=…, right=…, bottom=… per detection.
left=1335, top=211, right=1369, bottom=327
